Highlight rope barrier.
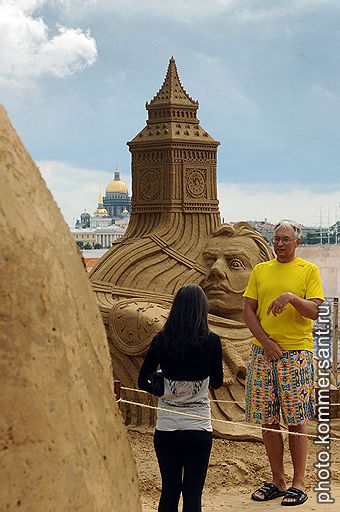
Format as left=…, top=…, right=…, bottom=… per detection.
left=117, top=398, right=340, bottom=442
left=121, top=386, right=148, bottom=394
left=120, top=385, right=340, bottom=407
left=120, top=386, right=286, bottom=430
left=121, top=386, right=246, bottom=405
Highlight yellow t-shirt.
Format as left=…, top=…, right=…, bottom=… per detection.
left=243, top=257, right=324, bottom=352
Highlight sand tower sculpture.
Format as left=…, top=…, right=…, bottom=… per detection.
left=90, top=58, right=272, bottom=439
left=0, top=106, right=141, bottom=511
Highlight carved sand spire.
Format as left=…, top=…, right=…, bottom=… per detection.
left=0, top=105, right=141, bottom=511
left=147, top=56, right=198, bottom=108
left=91, top=57, right=220, bottom=293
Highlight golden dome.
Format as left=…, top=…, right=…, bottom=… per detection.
left=93, top=207, right=109, bottom=217
left=106, top=170, right=128, bottom=194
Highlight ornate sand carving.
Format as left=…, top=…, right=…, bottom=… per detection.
left=109, top=299, right=171, bottom=356
left=90, top=58, right=273, bottom=439
left=140, top=169, right=161, bottom=200
left=0, top=106, right=141, bottom=511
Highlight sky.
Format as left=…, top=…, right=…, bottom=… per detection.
left=1, top=0, right=340, bottom=227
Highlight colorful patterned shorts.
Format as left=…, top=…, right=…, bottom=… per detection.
left=246, top=345, right=315, bottom=426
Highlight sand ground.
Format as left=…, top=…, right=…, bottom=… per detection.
left=128, top=421, right=340, bottom=512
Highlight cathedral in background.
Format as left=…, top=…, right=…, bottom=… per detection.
left=72, top=169, right=131, bottom=249
left=103, top=170, right=131, bottom=220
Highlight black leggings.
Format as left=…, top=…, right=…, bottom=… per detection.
left=154, top=429, right=213, bottom=512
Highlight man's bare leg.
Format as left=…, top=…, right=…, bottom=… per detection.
left=281, top=423, right=308, bottom=503
left=252, top=423, right=287, bottom=499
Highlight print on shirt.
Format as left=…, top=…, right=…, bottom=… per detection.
left=162, top=379, right=208, bottom=408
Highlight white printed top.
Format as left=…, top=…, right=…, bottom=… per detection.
left=157, top=377, right=212, bottom=431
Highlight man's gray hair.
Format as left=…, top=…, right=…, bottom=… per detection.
left=274, top=219, right=302, bottom=238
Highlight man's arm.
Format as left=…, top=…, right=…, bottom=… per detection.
left=267, top=293, right=322, bottom=320
left=243, top=297, right=283, bottom=361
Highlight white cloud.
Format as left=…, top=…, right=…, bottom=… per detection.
left=6, top=1, right=46, bottom=12
left=37, top=26, right=97, bottom=78
left=57, top=0, right=333, bottom=25
left=58, top=0, right=237, bottom=23
left=310, top=82, right=338, bottom=103
left=37, top=160, right=131, bottom=226
left=217, top=182, right=340, bottom=227
left=0, top=0, right=97, bottom=87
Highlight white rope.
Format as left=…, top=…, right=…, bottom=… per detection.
left=117, top=398, right=340, bottom=442
left=120, top=385, right=340, bottom=406
left=121, top=386, right=246, bottom=405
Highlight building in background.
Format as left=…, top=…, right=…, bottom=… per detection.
left=72, top=171, right=130, bottom=249
left=94, top=223, right=125, bottom=247
left=90, top=176, right=111, bottom=228
left=71, top=224, right=125, bottom=249
left=103, top=168, right=131, bottom=220
left=81, top=248, right=109, bottom=272
left=248, top=219, right=275, bottom=242
left=75, top=208, right=91, bottom=229
left=72, top=228, right=96, bottom=248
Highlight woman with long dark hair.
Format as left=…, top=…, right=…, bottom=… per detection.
left=138, top=284, right=223, bottom=512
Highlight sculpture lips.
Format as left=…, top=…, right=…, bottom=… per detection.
left=208, top=288, right=226, bottom=295
left=205, top=284, right=228, bottom=293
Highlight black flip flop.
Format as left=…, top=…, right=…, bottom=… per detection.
left=281, top=487, right=308, bottom=506
left=251, top=482, right=286, bottom=501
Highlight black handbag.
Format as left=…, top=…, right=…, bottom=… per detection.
left=148, top=370, right=164, bottom=397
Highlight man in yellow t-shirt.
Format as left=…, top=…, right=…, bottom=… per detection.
left=243, top=219, right=324, bottom=506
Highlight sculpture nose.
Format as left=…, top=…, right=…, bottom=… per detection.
left=209, top=258, right=227, bottom=280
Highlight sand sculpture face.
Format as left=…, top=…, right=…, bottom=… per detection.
left=201, top=235, right=261, bottom=322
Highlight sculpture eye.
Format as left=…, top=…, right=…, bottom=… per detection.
left=229, top=259, right=245, bottom=270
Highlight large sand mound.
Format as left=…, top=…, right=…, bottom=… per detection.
left=0, top=105, right=141, bottom=511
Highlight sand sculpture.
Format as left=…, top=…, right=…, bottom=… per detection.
left=90, top=58, right=273, bottom=439
left=0, top=106, right=141, bottom=511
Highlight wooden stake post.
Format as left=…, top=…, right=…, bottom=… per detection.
left=114, top=380, right=121, bottom=401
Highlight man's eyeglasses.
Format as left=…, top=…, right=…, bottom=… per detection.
left=272, top=236, right=297, bottom=244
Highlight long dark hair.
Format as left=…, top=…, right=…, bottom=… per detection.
left=160, top=284, right=209, bottom=357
